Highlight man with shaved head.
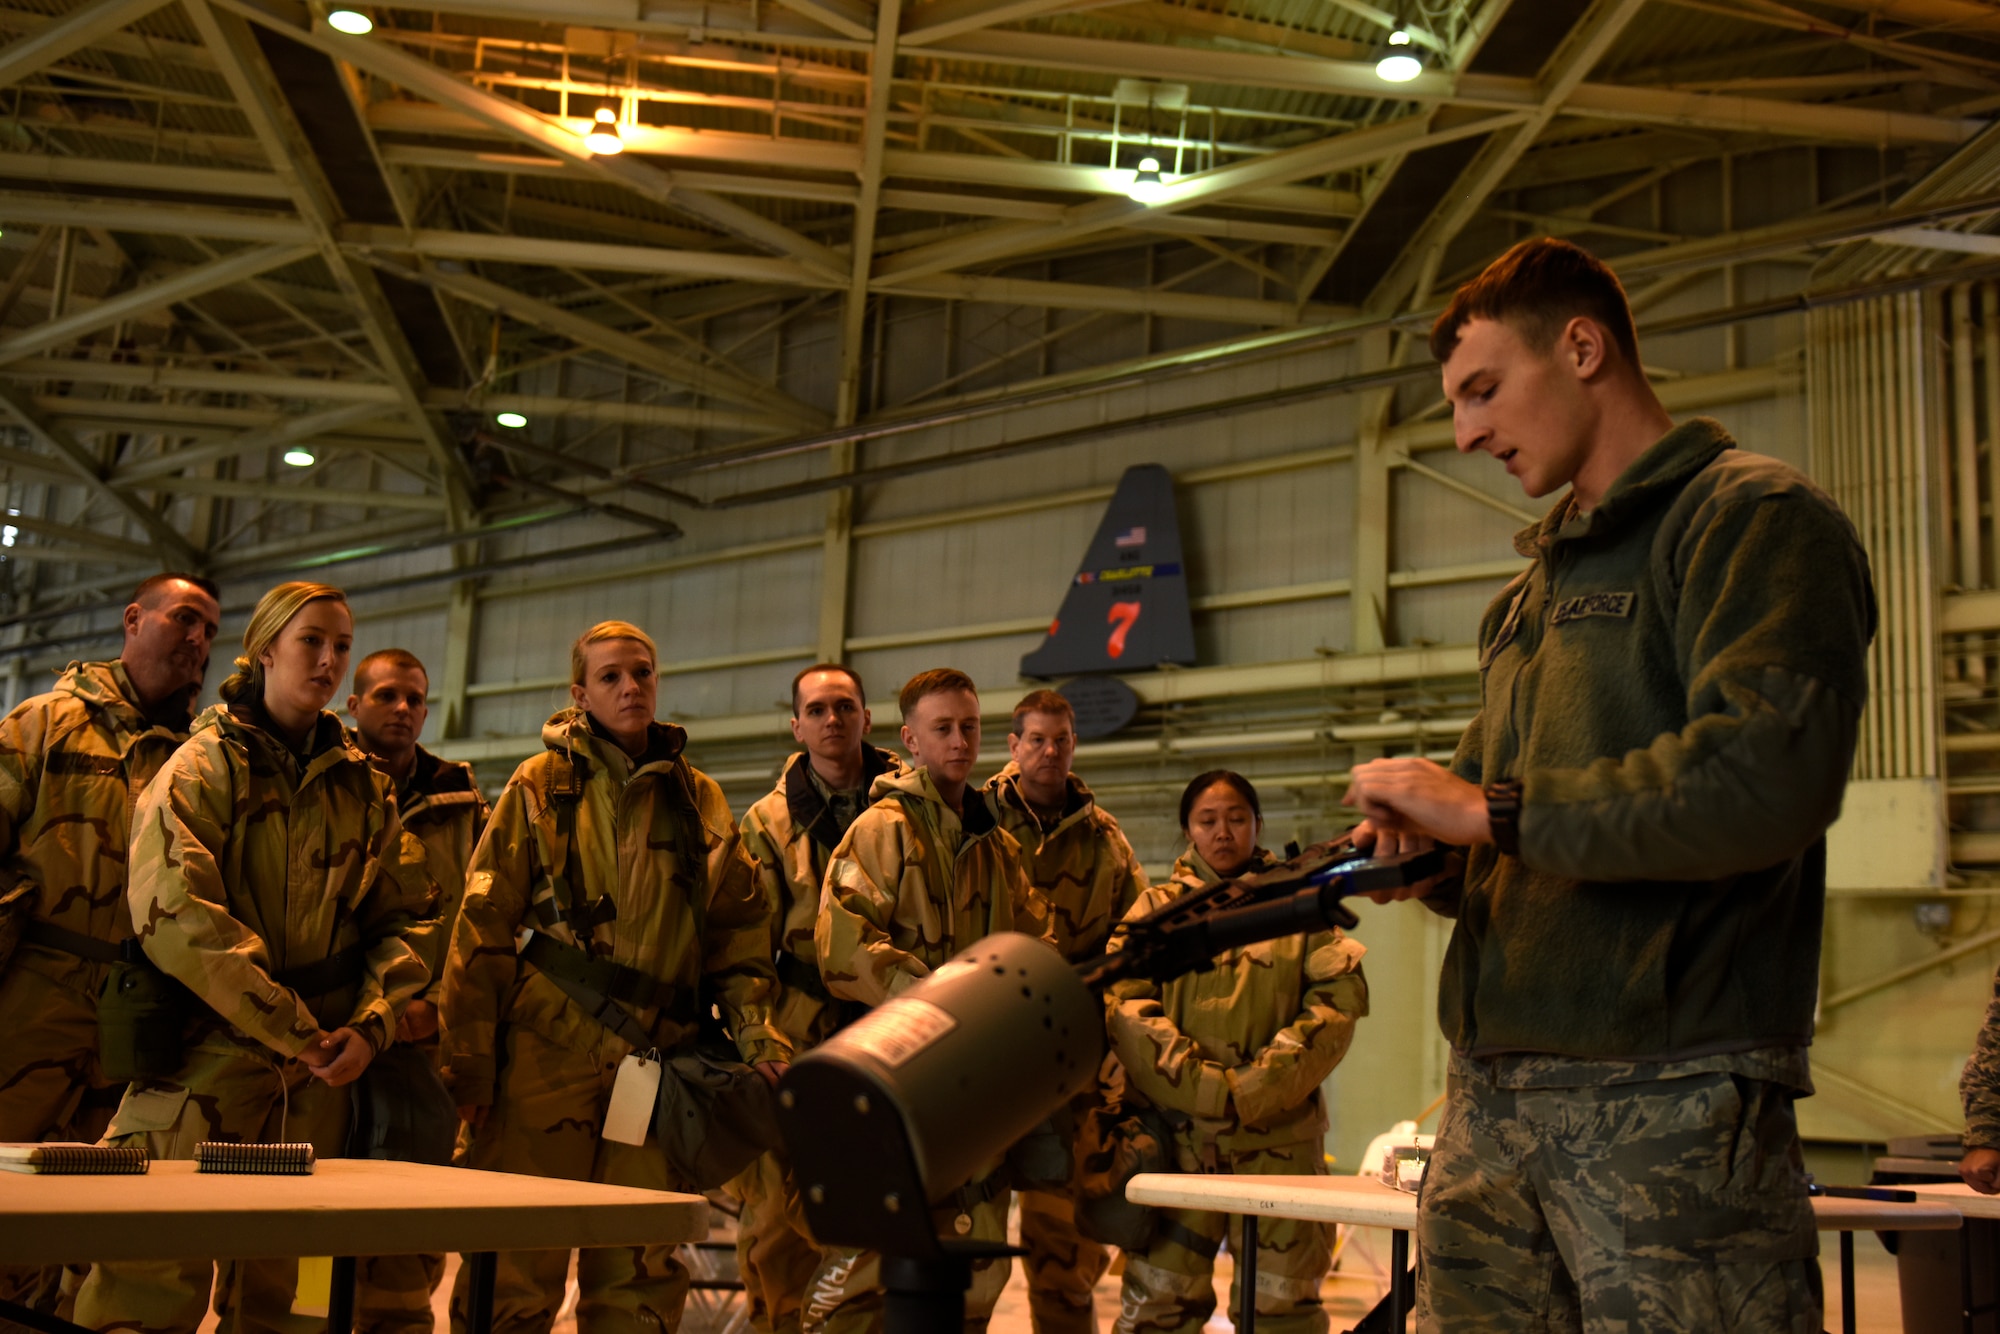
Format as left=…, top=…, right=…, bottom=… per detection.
left=346, top=647, right=489, bottom=1334
left=0, top=572, right=220, bottom=1327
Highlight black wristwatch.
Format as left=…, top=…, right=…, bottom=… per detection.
left=1484, top=780, right=1523, bottom=858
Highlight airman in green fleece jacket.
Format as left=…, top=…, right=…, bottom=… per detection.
left=1346, top=239, right=1875, bottom=1333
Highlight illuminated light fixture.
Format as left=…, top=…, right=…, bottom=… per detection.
left=585, top=106, right=625, bottom=155
left=326, top=9, right=373, bottom=34
left=495, top=411, right=528, bottom=428
left=283, top=447, right=316, bottom=468
left=1127, top=156, right=1168, bottom=205
left=1375, top=29, right=1424, bottom=83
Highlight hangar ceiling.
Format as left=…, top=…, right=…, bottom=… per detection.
left=0, top=0, right=1994, bottom=628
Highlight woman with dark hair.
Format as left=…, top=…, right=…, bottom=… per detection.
left=1107, top=771, right=1369, bottom=1334
left=74, top=581, right=437, bottom=1334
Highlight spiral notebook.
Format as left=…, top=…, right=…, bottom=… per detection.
left=0, top=1142, right=149, bottom=1174
left=194, top=1142, right=316, bottom=1175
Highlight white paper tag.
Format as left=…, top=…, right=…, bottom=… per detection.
left=603, top=1052, right=660, bottom=1146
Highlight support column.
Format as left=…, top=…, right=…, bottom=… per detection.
left=438, top=577, right=478, bottom=741
left=1350, top=331, right=1394, bottom=654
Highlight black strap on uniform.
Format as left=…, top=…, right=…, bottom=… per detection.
left=547, top=754, right=618, bottom=945
left=23, top=919, right=124, bottom=965
left=520, top=930, right=691, bottom=1017
left=775, top=950, right=831, bottom=1002
left=1156, top=1217, right=1224, bottom=1260
left=274, top=941, right=371, bottom=998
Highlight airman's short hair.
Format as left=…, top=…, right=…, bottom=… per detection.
left=898, top=668, right=977, bottom=720
left=354, top=648, right=427, bottom=696
left=1430, top=237, right=1639, bottom=369
left=128, top=572, right=220, bottom=607
left=1010, top=688, right=1074, bottom=736
left=570, top=620, right=657, bottom=686
left=791, top=662, right=866, bottom=715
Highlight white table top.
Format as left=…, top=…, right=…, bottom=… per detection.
left=1126, top=1172, right=1963, bottom=1233
left=0, top=1160, right=708, bottom=1264
left=1910, top=1181, right=2000, bottom=1220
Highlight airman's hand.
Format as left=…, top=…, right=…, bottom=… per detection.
left=300, top=1026, right=374, bottom=1087
left=459, top=1104, right=491, bottom=1130
left=756, top=1061, right=789, bottom=1089
left=1963, top=1146, right=2000, bottom=1194
left=396, top=998, right=439, bottom=1043
left=1345, top=758, right=1489, bottom=847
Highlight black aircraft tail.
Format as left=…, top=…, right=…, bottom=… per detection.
left=1021, top=463, right=1196, bottom=678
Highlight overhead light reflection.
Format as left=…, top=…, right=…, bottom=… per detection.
left=1127, top=156, right=1169, bottom=204
left=496, top=411, right=529, bottom=429
left=283, top=448, right=317, bottom=468
left=327, top=9, right=373, bottom=34
left=1376, top=29, right=1423, bottom=83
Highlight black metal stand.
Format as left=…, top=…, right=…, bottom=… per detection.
left=1344, top=1229, right=1414, bottom=1334
left=466, top=1251, right=499, bottom=1334
left=328, top=1256, right=356, bottom=1334
left=883, top=1254, right=973, bottom=1334
left=1839, top=1231, right=1855, bottom=1334
left=1243, top=1213, right=1262, bottom=1333
left=0, top=1297, right=90, bottom=1334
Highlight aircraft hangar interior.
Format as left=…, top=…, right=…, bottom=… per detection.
left=1, top=1, right=1999, bottom=1332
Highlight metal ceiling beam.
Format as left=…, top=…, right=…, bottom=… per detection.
left=146, top=476, right=447, bottom=511
left=881, top=271, right=1341, bottom=324
left=0, top=509, right=158, bottom=562
left=917, top=30, right=1984, bottom=146
left=0, top=152, right=292, bottom=200
left=902, top=0, right=1124, bottom=46
left=0, top=384, right=197, bottom=565
left=771, top=0, right=877, bottom=41
left=0, top=242, right=314, bottom=367
left=0, top=358, right=401, bottom=403
left=185, top=0, right=479, bottom=528
left=406, top=264, right=828, bottom=427
left=874, top=111, right=1524, bottom=283
left=460, top=394, right=782, bottom=434
left=1367, top=0, right=1650, bottom=313
left=0, top=0, right=176, bottom=89
left=269, top=11, right=849, bottom=281
left=836, top=0, right=902, bottom=425
left=0, top=193, right=311, bottom=243
left=113, top=401, right=402, bottom=484
left=338, top=224, right=837, bottom=289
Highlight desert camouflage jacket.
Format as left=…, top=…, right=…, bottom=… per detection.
left=440, top=710, right=788, bottom=1106
left=987, top=761, right=1147, bottom=963
left=741, top=745, right=903, bottom=1047
left=1107, top=848, right=1368, bottom=1159
left=817, top=763, right=1041, bottom=1007
left=1965, top=965, right=2000, bottom=1149
left=385, top=743, right=489, bottom=1003
left=128, top=703, right=439, bottom=1060
left=0, top=660, right=187, bottom=984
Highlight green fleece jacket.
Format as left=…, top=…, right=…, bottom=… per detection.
left=1437, top=417, right=1876, bottom=1062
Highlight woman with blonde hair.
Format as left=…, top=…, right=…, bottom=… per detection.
left=441, top=619, right=787, bottom=1334
left=74, top=581, right=438, bottom=1334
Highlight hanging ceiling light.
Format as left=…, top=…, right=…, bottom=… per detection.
left=585, top=106, right=625, bottom=155
left=1375, top=29, right=1424, bottom=83
left=326, top=9, right=374, bottom=35
left=1127, top=156, right=1168, bottom=205
left=495, top=411, right=529, bottom=429
left=283, top=447, right=317, bottom=468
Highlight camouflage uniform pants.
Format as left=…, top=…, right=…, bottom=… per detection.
left=447, top=1024, right=690, bottom=1334
left=1019, top=1189, right=1108, bottom=1334
left=356, top=1039, right=447, bottom=1334
left=0, top=955, right=122, bottom=1333
left=732, top=1147, right=822, bottom=1334
left=72, top=1041, right=352, bottom=1334
left=1416, top=1067, right=1822, bottom=1333
left=1114, top=1142, right=1331, bottom=1334
left=799, top=1183, right=1011, bottom=1334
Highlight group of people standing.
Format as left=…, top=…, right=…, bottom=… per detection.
left=0, top=579, right=1364, bottom=1334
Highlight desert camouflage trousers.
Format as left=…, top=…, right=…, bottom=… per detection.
left=447, top=1024, right=690, bottom=1334
left=799, top=1181, right=1011, bottom=1334
left=0, top=955, right=124, bottom=1334
left=356, top=1038, right=449, bottom=1334
left=732, top=1147, right=822, bottom=1334
left=72, top=1040, right=351, bottom=1334
left=1113, top=1141, right=1331, bottom=1334
left=1018, top=1190, right=1108, bottom=1334
left=1416, top=1063, right=1822, bottom=1333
